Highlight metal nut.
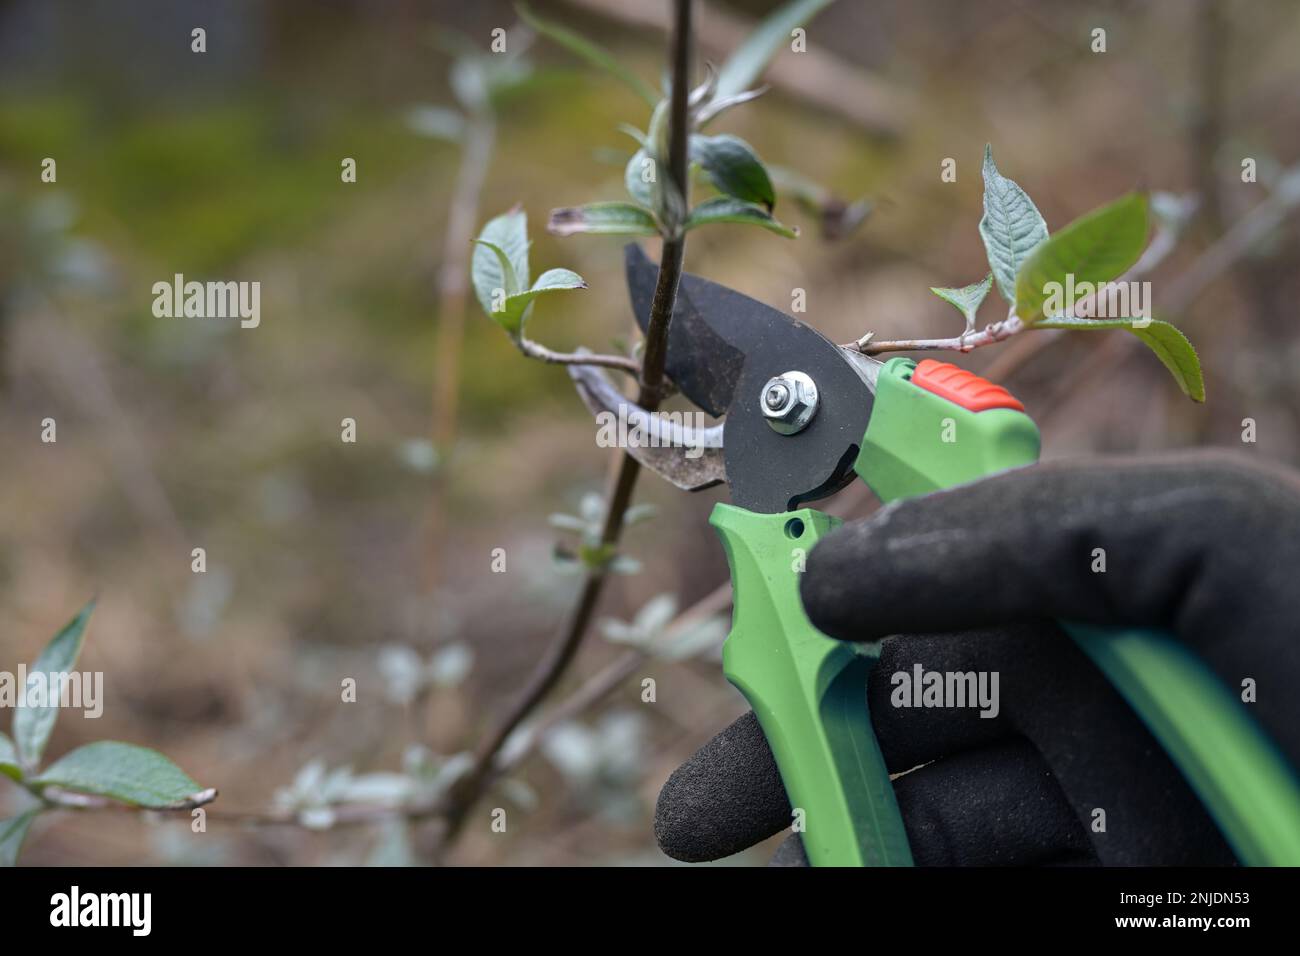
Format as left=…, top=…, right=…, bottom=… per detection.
left=760, top=371, right=819, bottom=435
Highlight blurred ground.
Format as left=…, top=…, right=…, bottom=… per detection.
left=1, top=0, right=1298, bottom=865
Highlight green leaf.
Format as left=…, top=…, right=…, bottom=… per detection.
left=646, top=99, right=670, bottom=172
left=684, top=197, right=798, bottom=238
left=14, top=599, right=94, bottom=770
left=471, top=207, right=530, bottom=319
left=632, top=104, right=689, bottom=233
left=548, top=202, right=661, bottom=238
left=481, top=268, right=587, bottom=338
left=1123, top=323, right=1206, bottom=403
left=509, top=268, right=588, bottom=334
left=978, top=145, right=1049, bottom=304
left=34, top=741, right=206, bottom=808
left=516, top=2, right=658, bottom=106
left=529, top=268, right=587, bottom=294
left=0, top=809, right=40, bottom=866
left=470, top=239, right=518, bottom=327
left=931, top=274, right=993, bottom=327
left=1034, top=318, right=1205, bottom=402
left=624, top=149, right=656, bottom=208
left=0, top=732, right=21, bottom=782
left=716, top=0, right=836, bottom=99
left=578, top=542, right=618, bottom=570
left=690, top=134, right=776, bottom=211
left=1015, top=193, right=1149, bottom=324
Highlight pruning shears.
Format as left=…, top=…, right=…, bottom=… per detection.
left=570, top=245, right=1300, bottom=867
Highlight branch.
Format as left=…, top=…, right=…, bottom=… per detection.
left=846, top=217, right=1186, bottom=358
left=424, top=74, right=498, bottom=594
left=1160, top=176, right=1300, bottom=314
left=31, top=785, right=219, bottom=813
left=516, top=337, right=640, bottom=375
left=432, top=0, right=695, bottom=859
left=853, top=312, right=1024, bottom=355
left=431, top=115, right=497, bottom=450
left=498, top=580, right=734, bottom=774
left=493, top=481, right=878, bottom=777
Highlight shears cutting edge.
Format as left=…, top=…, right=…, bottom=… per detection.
left=568, top=244, right=1300, bottom=866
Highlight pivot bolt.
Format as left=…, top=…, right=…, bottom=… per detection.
left=760, top=371, right=819, bottom=435
left=764, top=382, right=791, bottom=411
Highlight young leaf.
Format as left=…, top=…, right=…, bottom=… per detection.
left=931, top=274, right=993, bottom=329
left=608, top=555, right=642, bottom=576
left=617, top=124, right=649, bottom=149
left=0, top=809, right=40, bottom=867
left=622, top=502, right=657, bottom=526
left=548, top=513, right=588, bottom=534
left=0, top=732, right=21, bottom=782
left=685, top=197, right=798, bottom=238
left=509, top=269, right=588, bottom=334
left=471, top=208, right=530, bottom=318
left=634, top=593, right=678, bottom=635
left=33, top=741, right=206, bottom=808
left=715, top=0, right=836, bottom=99
left=449, top=56, right=490, bottom=113
left=661, top=617, right=729, bottom=662
left=404, top=105, right=466, bottom=142
left=529, top=268, right=587, bottom=294
left=516, top=2, right=658, bottom=106
left=979, top=145, right=1049, bottom=304
left=548, top=202, right=661, bottom=238
left=483, top=268, right=588, bottom=338
left=624, top=149, right=656, bottom=208
left=471, top=239, right=518, bottom=319
left=14, top=599, right=94, bottom=769
left=646, top=99, right=670, bottom=174
left=696, top=87, right=769, bottom=127
left=1015, top=193, right=1148, bottom=324
left=690, top=134, right=776, bottom=211
left=578, top=542, right=617, bottom=570
left=1033, top=317, right=1205, bottom=402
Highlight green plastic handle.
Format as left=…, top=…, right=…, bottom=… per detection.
left=855, top=357, right=1300, bottom=866
left=713, top=504, right=913, bottom=866
left=1068, top=624, right=1300, bottom=865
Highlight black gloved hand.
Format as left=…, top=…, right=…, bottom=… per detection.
left=655, top=452, right=1300, bottom=866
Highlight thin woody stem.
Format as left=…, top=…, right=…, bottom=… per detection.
left=516, top=337, right=640, bottom=375
left=29, top=784, right=218, bottom=813
left=432, top=0, right=695, bottom=858
left=858, top=313, right=1025, bottom=355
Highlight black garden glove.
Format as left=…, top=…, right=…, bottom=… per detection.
left=655, top=451, right=1300, bottom=866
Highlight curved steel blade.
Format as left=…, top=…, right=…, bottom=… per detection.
left=625, top=243, right=877, bottom=513
left=626, top=243, right=773, bottom=418
left=568, top=363, right=725, bottom=493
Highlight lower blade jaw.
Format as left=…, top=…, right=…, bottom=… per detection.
left=567, top=363, right=726, bottom=493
